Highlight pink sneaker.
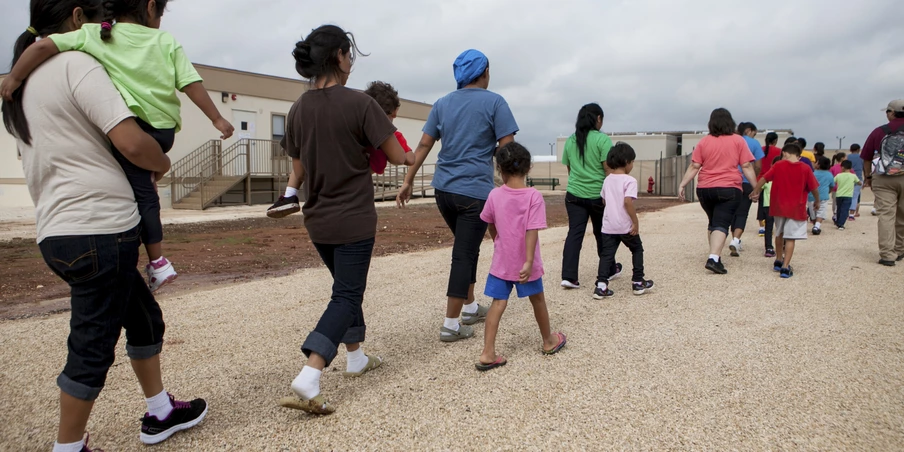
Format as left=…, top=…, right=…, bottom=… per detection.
left=146, top=257, right=177, bottom=292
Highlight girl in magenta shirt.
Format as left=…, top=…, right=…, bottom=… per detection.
left=476, top=142, right=566, bottom=371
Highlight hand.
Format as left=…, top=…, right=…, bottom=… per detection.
left=864, top=178, right=872, bottom=189
left=678, top=185, right=687, bottom=202
left=396, top=182, right=412, bottom=208
left=0, top=76, right=23, bottom=101
left=813, top=201, right=820, bottom=213
left=629, top=222, right=639, bottom=236
left=519, top=261, right=532, bottom=284
left=749, top=191, right=760, bottom=202
left=213, top=117, right=234, bottom=139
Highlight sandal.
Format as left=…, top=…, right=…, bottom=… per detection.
left=342, top=354, right=384, bottom=377
left=278, top=394, right=335, bottom=415
left=542, top=332, right=567, bottom=355
left=475, top=355, right=507, bottom=372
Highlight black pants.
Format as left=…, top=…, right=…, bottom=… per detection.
left=764, top=215, right=775, bottom=250
left=111, top=119, right=175, bottom=246
left=562, top=192, right=619, bottom=283
left=756, top=195, right=767, bottom=221
left=39, top=225, right=165, bottom=401
left=600, top=233, right=644, bottom=283
left=730, top=183, right=754, bottom=233
left=435, top=190, right=488, bottom=299
left=696, top=187, right=742, bottom=234
left=301, top=237, right=375, bottom=366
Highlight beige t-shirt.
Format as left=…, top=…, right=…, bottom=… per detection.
left=17, top=52, right=140, bottom=243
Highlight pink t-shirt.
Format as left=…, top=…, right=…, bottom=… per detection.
left=601, top=174, right=638, bottom=234
left=692, top=135, right=755, bottom=190
left=480, top=185, right=547, bottom=282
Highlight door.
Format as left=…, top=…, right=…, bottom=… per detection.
left=231, top=110, right=256, bottom=175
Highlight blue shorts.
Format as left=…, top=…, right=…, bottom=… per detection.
left=484, top=274, right=544, bottom=300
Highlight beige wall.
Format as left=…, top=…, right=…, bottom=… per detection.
left=608, top=134, right=679, bottom=161
left=683, top=131, right=794, bottom=155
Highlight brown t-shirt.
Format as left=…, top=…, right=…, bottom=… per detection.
left=282, top=85, right=396, bottom=244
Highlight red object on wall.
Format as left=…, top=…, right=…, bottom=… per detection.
left=231, top=94, right=237, bottom=101
left=647, top=176, right=655, bottom=194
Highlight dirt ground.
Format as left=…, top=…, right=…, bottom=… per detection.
left=0, top=196, right=680, bottom=319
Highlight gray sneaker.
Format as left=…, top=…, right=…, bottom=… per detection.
left=461, top=304, right=489, bottom=325
left=440, top=324, right=474, bottom=342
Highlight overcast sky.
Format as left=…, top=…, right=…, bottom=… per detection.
left=2, top=0, right=901, bottom=154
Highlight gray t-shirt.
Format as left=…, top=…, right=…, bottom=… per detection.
left=17, top=52, right=140, bottom=242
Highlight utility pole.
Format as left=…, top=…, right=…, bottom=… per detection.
left=836, top=136, right=845, bottom=150
left=549, top=142, right=555, bottom=178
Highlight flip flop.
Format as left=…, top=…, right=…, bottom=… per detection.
left=475, top=355, right=507, bottom=372
left=542, top=332, right=567, bottom=355
left=278, top=394, right=335, bottom=415
left=342, top=354, right=384, bottom=377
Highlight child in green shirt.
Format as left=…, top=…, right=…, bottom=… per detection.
left=833, top=161, right=861, bottom=230
left=1, top=0, right=234, bottom=292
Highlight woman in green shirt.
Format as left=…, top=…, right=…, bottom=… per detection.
left=560, top=103, right=621, bottom=292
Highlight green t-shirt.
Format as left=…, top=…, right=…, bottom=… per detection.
left=561, top=130, right=612, bottom=199
left=763, top=181, right=772, bottom=208
left=50, top=23, right=203, bottom=131
left=834, top=172, right=859, bottom=198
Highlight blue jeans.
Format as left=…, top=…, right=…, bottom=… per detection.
left=835, top=197, right=853, bottom=227
left=301, top=238, right=375, bottom=366
left=39, top=225, right=165, bottom=401
left=435, top=190, right=488, bottom=299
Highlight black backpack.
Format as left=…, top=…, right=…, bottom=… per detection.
left=876, top=124, right=904, bottom=176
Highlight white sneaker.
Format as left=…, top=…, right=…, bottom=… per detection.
left=729, top=238, right=742, bottom=257
left=560, top=280, right=581, bottom=289
left=147, top=257, right=178, bottom=292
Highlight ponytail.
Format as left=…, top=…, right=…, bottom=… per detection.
left=100, top=1, right=115, bottom=41
left=1, top=0, right=103, bottom=145
left=574, top=103, right=604, bottom=162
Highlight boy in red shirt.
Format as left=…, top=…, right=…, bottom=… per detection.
left=751, top=144, right=820, bottom=278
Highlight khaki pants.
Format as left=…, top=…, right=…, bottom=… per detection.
left=872, top=175, right=904, bottom=261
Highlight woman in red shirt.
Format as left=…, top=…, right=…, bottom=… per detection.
left=679, top=108, right=757, bottom=274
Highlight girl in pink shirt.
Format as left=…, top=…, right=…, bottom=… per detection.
left=476, top=142, right=566, bottom=371
left=830, top=152, right=846, bottom=217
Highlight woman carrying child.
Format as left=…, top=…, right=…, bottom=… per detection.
left=1, top=0, right=235, bottom=293
left=476, top=142, right=566, bottom=371
left=278, top=25, right=413, bottom=415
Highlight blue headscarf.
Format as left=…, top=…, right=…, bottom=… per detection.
left=453, top=49, right=489, bottom=90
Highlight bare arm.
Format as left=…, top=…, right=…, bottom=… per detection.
left=0, top=39, right=59, bottom=100
left=678, top=162, right=702, bottom=201
left=811, top=189, right=821, bottom=211
left=741, top=162, right=758, bottom=189
left=488, top=224, right=497, bottom=242
left=292, top=158, right=306, bottom=185
left=380, top=133, right=410, bottom=166
left=107, top=118, right=170, bottom=173
left=182, top=82, right=234, bottom=139
left=498, top=134, right=515, bottom=147
left=625, top=197, right=639, bottom=235
left=403, top=133, right=437, bottom=185
left=864, top=160, right=873, bottom=188
left=754, top=159, right=762, bottom=177
left=520, top=229, right=539, bottom=283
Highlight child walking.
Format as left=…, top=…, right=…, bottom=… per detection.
left=829, top=152, right=846, bottom=219
left=761, top=156, right=781, bottom=257
left=266, top=81, right=412, bottom=219
left=476, top=142, right=566, bottom=371
left=1, top=0, right=235, bottom=292
left=751, top=144, right=820, bottom=278
left=595, top=143, right=654, bottom=298
left=833, top=160, right=862, bottom=230
left=809, top=157, right=835, bottom=235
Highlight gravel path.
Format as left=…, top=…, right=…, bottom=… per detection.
left=1, top=202, right=902, bottom=451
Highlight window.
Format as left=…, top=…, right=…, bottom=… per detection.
left=272, top=114, right=286, bottom=141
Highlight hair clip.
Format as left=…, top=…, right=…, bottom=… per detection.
left=27, top=26, right=38, bottom=35
left=101, top=22, right=113, bottom=30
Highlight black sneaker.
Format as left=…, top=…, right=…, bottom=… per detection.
left=812, top=227, right=821, bottom=235
left=632, top=280, right=654, bottom=295
left=592, top=285, right=614, bottom=299
left=879, top=259, right=896, bottom=267
left=897, top=254, right=904, bottom=262
left=140, top=394, right=208, bottom=445
left=609, top=263, right=624, bottom=280
left=705, top=258, right=727, bottom=274
left=780, top=266, right=794, bottom=278
left=266, top=195, right=301, bottom=218
left=773, top=259, right=784, bottom=272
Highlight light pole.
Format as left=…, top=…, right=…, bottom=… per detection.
left=549, top=142, right=555, bottom=178
left=836, top=136, right=845, bottom=150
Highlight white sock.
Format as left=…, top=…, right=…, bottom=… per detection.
left=346, top=348, right=368, bottom=373
left=146, top=389, right=173, bottom=420
left=291, top=366, right=322, bottom=400
left=815, top=221, right=822, bottom=229
left=442, top=317, right=460, bottom=331
left=285, top=186, right=298, bottom=198
left=461, top=301, right=478, bottom=314
left=53, top=440, right=85, bottom=452
left=596, top=281, right=607, bottom=290
left=709, top=254, right=720, bottom=262
left=731, top=238, right=740, bottom=245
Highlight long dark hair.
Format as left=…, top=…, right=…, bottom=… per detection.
left=2, top=0, right=103, bottom=145
left=708, top=108, right=736, bottom=137
left=293, top=25, right=366, bottom=86
left=100, top=0, right=168, bottom=41
left=764, top=132, right=779, bottom=150
left=574, top=103, right=604, bottom=161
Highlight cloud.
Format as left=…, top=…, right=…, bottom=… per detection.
left=1, top=0, right=899, bottom=153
